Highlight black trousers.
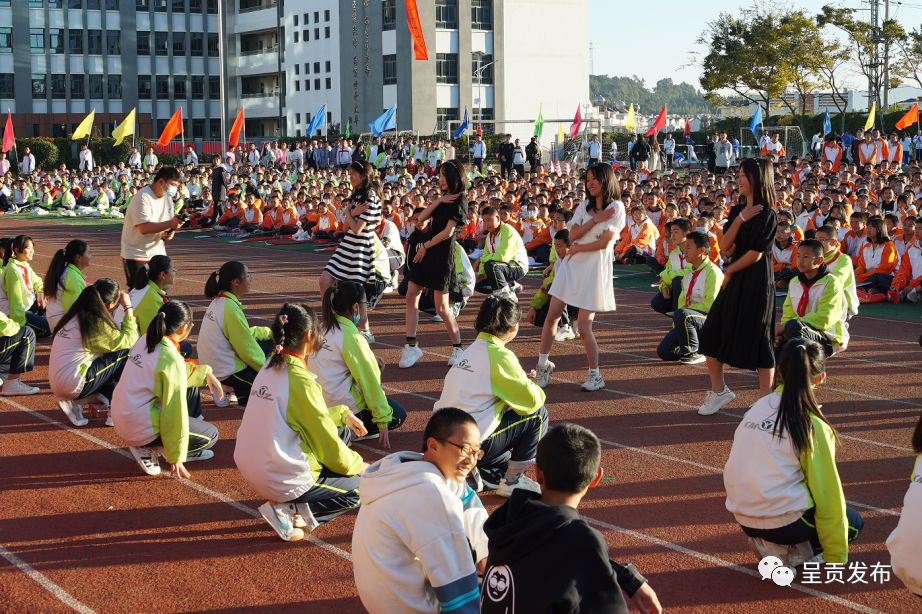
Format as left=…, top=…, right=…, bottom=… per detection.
left=123, top=259, right=147, bottom=285
left=646, top=255, right=665, bottom=274
left=776, top=320, right=834, bottom=363
left=77, top=349, right=130, bottom=401
left=513, top=164, right=525, bottom=177
left=286, top=467, right=362, bottom=524
left=741, top=507, right=863, bottom=555
left=528, top=160, right=539, bottom=173
left=473, top=158, right=484, bottom=173
left=220, top=340, right=273, bottom=406
left=24, top=304, right=50, bottom=339
left=657, top=308, right=707, bottom=360
left=475, top=261, right=525, bottom=293
left=651, top=276, right=683, bottom=315
left=666, top=153, right=674, bottom=167
left=500, top=161, right=512, bottom=179
left=356, top=396, right=407, bottom=435
left=145, top=415, right=219, bottom=455
left=477, top=406, right=549, bottom=487
left=532, top=301, right=578, bottom=328
left=0, top=326, right=36, bottom=379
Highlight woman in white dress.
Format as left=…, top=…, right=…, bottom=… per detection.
left=535, top=163, right=626, bottom=391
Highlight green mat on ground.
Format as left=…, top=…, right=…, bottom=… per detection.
left=0, top=212, right=124, bottom=229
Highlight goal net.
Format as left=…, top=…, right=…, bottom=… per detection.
left=739, top=126, right=807, bottom=161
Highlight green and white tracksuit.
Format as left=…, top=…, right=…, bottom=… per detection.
left=781, top=269, right=847, bottom=353
left=824, top=250, right=859, bottom=317
left=1, top=261, right=43, bottom=327
left=197, top=292, right=272, bottom=380
left=48, top=314, right=139, bottom=400
left=45, top=264, right=87, bottom=332
left=886, top=455, right=922, bottom=596
left=128, top=281, right=169, bottom=335
left=676, top=260, right=723, bottom=313
left=659, top=245, right=689, bottom=292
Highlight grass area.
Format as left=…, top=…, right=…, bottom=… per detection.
left=0, top=212, right=124, bottom=229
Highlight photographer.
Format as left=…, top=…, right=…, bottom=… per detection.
left=120, top=167, right=185, bottom=285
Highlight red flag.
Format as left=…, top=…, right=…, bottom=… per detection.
left=156, top=108, right=183, bottom=147
left=645, top=105, right=667, bottom=137
left=683, top=117, right=691, bottom=139
left=896, top=104, right=919, bottom=131
left=229, top=107, right=245, bottom=148
left=569, top=106, right=582, bottom=139
left=2, top=110, right=14, bottom=153
left=405, top=0, right=428, bottom=60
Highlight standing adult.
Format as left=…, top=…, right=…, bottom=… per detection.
left=629, top=136, right=648, bottom=172
left=584, top=134, right=602, bottom=167
left=120, top=167, right=183, bottom=285
left=498, top=134, right=515, bottom=180
left=184, top=145, right=199, bottom=167
left=697, top=158, right=779, bottom=416
left=128, top=147, right=142, bottom=170
left=512, top=139, right=527, bottom=177
left=647, top=136, right=661, bottom=172
left=706, top=134, right=718, bottom=174
left=850, top=128, right=864, bottom=165
left=526, top=136, right=541, bottom=173
left=143, top=147, right=159, bottom=170
left=627, top=135, right=638, bottom=171
left=210, top=155, right=228, bottom=204
left=20, top=147, right=36, bottom=175
left=715, top=132, right=733, bottom=175
left=471, top=134, right=487, bottom=173
left=663, top=133, right=676, bottom=168
left=78, top=143, right=94, bottom=172
left=900, top=132, right=913, bottom=165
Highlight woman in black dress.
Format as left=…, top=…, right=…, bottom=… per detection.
left=697, top=157, right=779, bottom=416
left=399, top=159, right=468, bottom=369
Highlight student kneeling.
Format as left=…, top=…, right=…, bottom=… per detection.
left=657, top=231, right=723, bottom=365
left=481, top=424, right=662, bottom=614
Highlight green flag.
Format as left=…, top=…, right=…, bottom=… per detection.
left=345, top=119, right=351, bottom=138
left=534, top=105, right=544, bottom=138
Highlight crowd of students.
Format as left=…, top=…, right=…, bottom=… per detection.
left=0, top=131, right=920, bottom=610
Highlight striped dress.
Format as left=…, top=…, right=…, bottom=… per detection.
left=324, top=191, right=383, bottom=282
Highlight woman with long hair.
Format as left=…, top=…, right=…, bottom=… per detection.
left=855, top=216, right=898, bottom=302
left=44, top=239, right=90, bottom=332
left=698, top=158, right=779, bottom=415
left=534, top=163, right=626, bottom=392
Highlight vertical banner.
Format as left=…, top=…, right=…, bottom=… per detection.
left=405, top=0, right=428, bottom=60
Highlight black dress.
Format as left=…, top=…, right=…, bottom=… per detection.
left=699, top=203, right=778, bottom=370
left=407, top=194, right=467, bottom=292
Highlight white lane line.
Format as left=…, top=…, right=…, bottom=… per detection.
left=0, top=543, right=97, bottom=614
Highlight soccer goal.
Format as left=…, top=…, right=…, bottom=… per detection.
left=739, top=126, right=807, bottom=161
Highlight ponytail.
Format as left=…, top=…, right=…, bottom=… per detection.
left=775, top=338, right=836, bottom=457
left=475, top=294, right=521, bottom=337
left=4, top=235, right=32, bottom=267
left=912, top=412, right=922, bottom=455
left=205, top=260, right=247, bottom=298
left=321, top=281, right=365, bottom=334
left=55, top=278, right=121, bottom=344
left=44, top=239, right=89, bottom=301
left=133, top=254, right=172, bottom=291
left=146, top=301, right=193, bottom=352
left=268, top=303, right=321, bottom=370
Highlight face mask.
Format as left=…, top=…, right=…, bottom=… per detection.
left=352, top=313, right=361, bottom=325
left=166, top=186, right=178, bottom=198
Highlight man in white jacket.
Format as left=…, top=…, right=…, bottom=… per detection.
left=353, top=408, right=488, bottom=614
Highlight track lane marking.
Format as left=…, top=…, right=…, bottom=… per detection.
left=0, top=543, right=97, bottom=614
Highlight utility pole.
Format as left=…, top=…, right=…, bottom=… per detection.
left=869, top=0, right=882, bottom=116
left=589, top=41, right=594, bottom=76
left=884, top=0, right=890, bottom=111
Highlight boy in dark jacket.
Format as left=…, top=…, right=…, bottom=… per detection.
left=480, top=423, right=663, bottom=614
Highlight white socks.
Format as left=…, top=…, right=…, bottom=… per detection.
left=589, top=368, right=600, bottom=377
left=538, top=353, right=549, bottom=368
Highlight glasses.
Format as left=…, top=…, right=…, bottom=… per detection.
left=436, top=439, right=484, bottom=460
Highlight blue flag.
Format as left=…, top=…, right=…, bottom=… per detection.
left=368, top=106, right=397, bottom=138
left=452, top=106, right=469, bottom=140
left=306, top=104, right=327, bottom=137
left=749, top=106, right=762, bottom=135
left=822, top=109, right=831, bottom=136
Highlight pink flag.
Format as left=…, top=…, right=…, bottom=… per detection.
left=569, top=106, right=582, bottom=139
left=2, top=110, right=14, bottom=153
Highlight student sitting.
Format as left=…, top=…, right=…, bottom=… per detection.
left=724, top=338, right=863, bottom=569
left=614, top=205, right=656, bottom=264
left=855, top=216, right=898, bottom=303
left=213, top=193, right=244, bottom=231
left=238, top=193, right=263, bottom=231
left=647, top=217, right=677, bottom=274
left=656, top=231, right=723, bottom=365
left=275, top=199, right=300, bottom=234
left=352, top=408, right=488, bottom=614
left=236, top=303, right=368, bottom=542
left=49, top=279, right=139, bottom=427
left=0, top=308, right=38, bottom=396
left=815, top=225, right=859, bottom=319
left=481, top=423, right=662, bottom=614
left=197, top=261, right=273, bottom=406
left=473, top=206, right=527, bottom=300
left=650, top=217, right=692, bottom=316
left=888, top=220, right=922, bottom=303
left=527, top=229, right=578, bottom=341
left=308, top=282, right=406, bottom=448
left=1, top=235, right=50, bottom=338
left=435, top=296, right=548, bottom=495
left=43, top=239, right=90, bottom=332
left=772, top=221, right=799, bottom=288
left=312, top=201, right=339, bottom=241
left=886, top=411, right=922, bottom=600
left=774, top=239, right=847, bottom=360
left=112, top=301, right=222, bottom=477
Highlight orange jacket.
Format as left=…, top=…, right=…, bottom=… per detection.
left=855, top=242, right=897, bottom=282
left=615, top=219, right=656, bottom=255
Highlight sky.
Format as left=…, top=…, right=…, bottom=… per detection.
left=588, top=0, right=922, bottom=110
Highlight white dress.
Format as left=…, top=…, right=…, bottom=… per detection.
left=549, top=199, right=626, bottom=312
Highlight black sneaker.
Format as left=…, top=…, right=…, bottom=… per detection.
left=679, top=353, right=706, bottom=365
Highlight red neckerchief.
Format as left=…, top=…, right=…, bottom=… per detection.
left=489, top=228, right=501, bottom=252
left=281, top=349, right=307, bottom=369
left=685, top=265, right=705, bottom=307
left=16, top=261, right=32, bottom=293
left=796, top=275, right=821, bottom=317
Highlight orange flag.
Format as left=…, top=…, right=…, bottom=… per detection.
left=405, top=0, right=428, bottom=60
left=156, top=108, right=183, bottom=147
left=229, top=107, right=245, bottom=147
left=896, top=104, right=919, bottom=131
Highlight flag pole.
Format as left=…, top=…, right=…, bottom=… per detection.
left=180, top=107, right=185, bottom=154
left=87, top=111, right=94, bottom=149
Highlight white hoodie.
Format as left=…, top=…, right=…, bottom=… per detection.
left=886, top=456, right=922, bottom=597
left=352, top=451, right=487, bottom=614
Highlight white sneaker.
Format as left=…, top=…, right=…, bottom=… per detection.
left=679, top=353, right=706, bottom=365
left=535, top=360, right=555, bottom=388
left=129, top=446, right=161, bottom=476
left=293, top=502, right=320, bottom=532
left=360, top=330, right=375, bottom=344
left=185, top=449, right=214, bottom=463
left=258, top=502, right=305, bottom=542
left=748, top=537, right=814, bottom=576
left=908, top=288, right=920, bottom=303
left=383, top=285, right=394, bottom=294
left=398, top=344, right=423, bottom=368
left=697, top=386, right=736, bottom=416
left=58, top=399, right=88, bottom=427
left=497, top=474, right=541, bottom=498
left=450, top=301, right=463, bottom=319
left=494, top=288, right=518, bottom=303
left=555, top=325, right=576, bottom=341
left=2, top=379, right=39, bottom=396
left=226, top=392, right=239, bottom=405
left=447, top=347, right=463, bottom=366
left=105, top=414, right=114, bottom=427
left=581, top=371, right=605, bottom=391
left=469, top=249, right=484, bottom=260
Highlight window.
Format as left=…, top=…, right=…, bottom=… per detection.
left=295, top=113, right=300, bottom=123
left=108, top=75, right=121, bottom=99
left=172, top=0, right=184, bottom=11
left=473, top=53, right=493, bottom=84
left=53, top=124, right=69, bottom=138
left=50, top=29, right=65, bottom=54
left=305, top=79, right=310, bottom=90
left=107, top=30, right=120, bottom=55
left=30, top=0, right=44, bottom=6
left=294, top=64, right=299, bottom=75
left=137, top=0, right=149, bottom=7
left=209, top=76, right=220, bottom=99
left=138, top=75, right=151, bottom=99
left=192, top=75, right=204, bottom=99
left=382, top=0, right=396, bottom=31
left=88, top=30, right=102, bottom=55
left=155, top=31, right=168, bottom=55
left=325, top=77, right=331, bottom=89
left=436, top=53, right=458, bottom=84
left=0, top=29, right=10, bottom=54
left=190, top=32, right=203, bottom=56
left=295, top=80, right=300, bottom=91
left=473, top=107, right=494, bottom=132
left=173, top=75, right=187, bottom=98
left=313, top=61, right=320, bottom=73
left=106, top=0, right=119, bottom=8
left=314, top=78, right=320, bottom=90
left=0, top=74, right=13, bottom=98
left=325, top=61, right=330, bottom=72
left=294, top=31, right=298, bottom=43
left=87, top=0, right=100, bottom=8
left=314, top=28, right=319, bottom=40
left=172, top=32, right=185, bottom=55
left=71, top=74, right=84, bottom=98
left=293, top=14, right=298, bottom=26
left=51, top=74, right=67, bottom=99
left=193, top=119, right=205, bottom=139
left=189, top=0, right=201, bottom=13
left=302, top=30, right=308, bottom=41
left=49, top=0, right=63, bottom=7
left=69, top=30, right=84, bottom=55
left=30, top=29, right=44, bottom=54
left=209, top=119, right=220, bottom=138
left=137, top=31, right=150, bottom=55
left=207, top=0, right=217, bottom=13
left=304, top=62, right=309, bottom=73
left=471, top=0, right=492, bottom=30
left=69, top=0, right=82, bottom=7
left=436, top=107, right=459, bottom=131
left=156, top=75, right=169, bottom=97
left=324, top=9, right=329, bottom=21
left=436, top=0, right=458, bottom=29
left=314, top=11, right=319, bottom=22
left=383, top=54, right=396, bottom=85
left=207, top=33, right=219, bottom=57
left=154, top=0, right=166, bottom=11
left=324, top=26, right=329, bottom=38
left=303, top=12, right=308, bottom=24
left=89, top=74, right=103, bottom=99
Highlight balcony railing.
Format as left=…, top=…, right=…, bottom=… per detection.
left=239, top=1, right=277, bottom=14
left=240, top=45, right=279, bottom=57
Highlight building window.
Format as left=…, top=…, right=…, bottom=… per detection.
left=88, top=30, right=103, bottom=55
left=383, top=54, right=396, bottom=85
left=314, top=78, right=320, bottom=90
left=192, top=75, right=204, bottom=99
left=49, top=0, right=63, bottom=7
left=136, top=31, right=149, bottom=55
left=51, top=74, right=66, bottom=99
left=382, top=0, right=396, bottom=31
left=30, top=29, right=44, bottom=54
left=313, top=61, right=320, bottom=73
left=324, top=9, right=329, bottom=21
left=208, top=33, right=219, bottom=57
left=304, top=62, right=309, bottom=73
left=106, top=0, right=119, bottom=8
left=436, top=53, right=458, bottom=84
left=325, top=60, right=331, bottom=72
left=209, top=118, right=220, bottom=138
left=71, top=74, right=84, bottom=98
left=155, top=31, right=168, bottom=55
left=30, top=0, right=44, bottom=6
left=324, top=26, right=329, bottom=38
left=192, top=118, right=204, bottom=138
left=154, top=0, right=166, bottom=11
left=207, top=0, right=217, bottom=13
left=173, top=75, right=187, bottom=98
left=314, top=28, right=319, bottom=40
left=325, top=77, right=331, bottom=89
left=0, top=74, right=12, bottom=98
left=172, top=0, right=184, bottom=11
left=303, top=30, right=308, bottom=41
left=89, top=74, right=103, bottom=99
left=209, top=76, right=220, bottom=99
left=294, top=64, right=299, bottom=75
left=69, top=0, right=82, bottom=7
left=189, top=0, right=201, bottom=13
left=137, top=0, right=149, bottom=7
left=108, top=75, right=122, bottom=99
left=107, top=30, right=120, bottom=55
left=295, top=80, right=300, bottom=91
left=190, top=32, right=203, bottom=56
left=172, top=32, right=185, bottom=55
left=156, top=75, right=169, bottom=98
left=53, top=124, right=69, bottom=138
left=293, top=14, right=298, bottom=26
left=473, top=107, right=494, bottom=132
left=70, top=30, right=85, bottom=55
left=436, top=0, right=458, bottom=29
left=294, top=31, right=298, bottom=43
left=472, top=53, right=493, bottom=84
left=305, top=79, right=310, bottom=90
left=87, top=0, right=100, bottom=8
left=295, top=113, right=300, bottom=123
left=50, top=29, right=65, bottom=54
left=303, top=12, right=308, bottom=24
left=436, top=107, right=459, bottom=131
left=138, top=75, right=151, bottom=99
left=471, top=0, right=492, bottom=30
left=0, top=29, right=10, bottom=54
left=314, top=11, right=319, bottom=22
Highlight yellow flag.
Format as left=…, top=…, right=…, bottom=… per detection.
left=112, top=108, right=136, bottom=146
left=864, top=103, right=876, bottom=132
left=558, top=122, right=565, bottom=144
left=71, top=110, right=96, bottom=140
left=625, top=104, right=636, bottom=131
